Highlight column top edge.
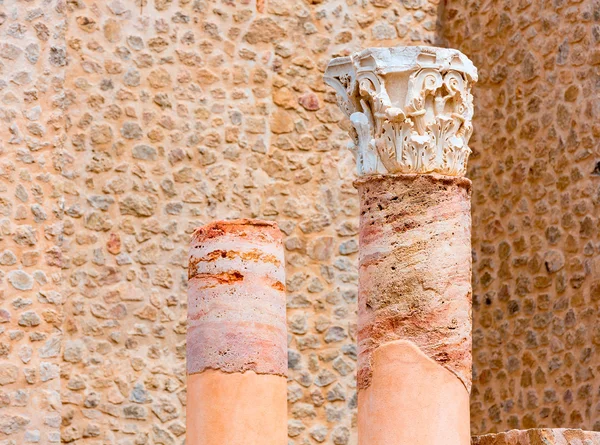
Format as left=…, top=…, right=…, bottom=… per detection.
left=325, top=45, right=478, bottom=82
left=353, top=172, right=472, bottom=189
left=191, top=219, right=282, bottom=244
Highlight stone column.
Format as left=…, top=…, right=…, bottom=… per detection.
left=325, top=47, right=478, bottom=445
left=186, top=220, right=287, bottom=445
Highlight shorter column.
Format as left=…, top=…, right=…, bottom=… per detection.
left=187, top=219, right=287, bottom=445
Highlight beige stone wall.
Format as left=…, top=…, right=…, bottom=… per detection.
left=5, top=0, right=599, bottom=443
left=444, top=0, right=600, bottom=435
left=60, top=1, right=191, bottom=442
left=0, top=0, right=65, bottom=443
left=0, top=0, right=440, bottom=444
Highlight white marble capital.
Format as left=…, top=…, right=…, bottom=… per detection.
left=324, top=46, right=478, bottom=177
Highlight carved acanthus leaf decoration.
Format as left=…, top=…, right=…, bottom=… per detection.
left=324, top=46, right=478, bottom=177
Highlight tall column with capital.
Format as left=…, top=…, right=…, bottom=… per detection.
left=325, top=47, right=477, bottom=445
left=186, top=220, right=287, bottom=445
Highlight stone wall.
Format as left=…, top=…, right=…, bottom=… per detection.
left=2, top=0, right=442, bottom=444
left=2, top=0, right=599, bottom=444
left=444, top=0, right=600, bottom=435
left=0, top=0, right=65, bottom=443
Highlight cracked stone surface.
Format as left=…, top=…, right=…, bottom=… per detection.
left=472, top=429, right=600, bottom=445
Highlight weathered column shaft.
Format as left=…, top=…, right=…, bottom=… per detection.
left=325, top=46, right=477, bottom=444
left=356, top=174, right=472, bottom=444
left=186, top=220, right=287, bottom=445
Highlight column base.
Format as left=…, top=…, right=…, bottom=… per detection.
left=187, top=370, right=287, bottom=445
left=358, top=340, right=470, bottom=445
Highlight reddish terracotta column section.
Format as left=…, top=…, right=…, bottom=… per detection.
left=356, top=174, right=472, bottom=445
left=186, top=219, right=287, bottom=445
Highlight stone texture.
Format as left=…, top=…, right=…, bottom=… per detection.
left=59, top=0, right=189, bottom=441
left=356, top=174, right=472, bottom=391
left=187, top=221, right=287, bottom=445
left=472, top=429, right=600, bottom=445
left=7, top=270, right=33, bottom=290
left=444, top=0, right=600, bottom=435
left=0, top=0, right=64, bottom=443
left=353, top=174, right=472, bottom=445
left=187, top=220, right=287, bottom=376
left=0, top=363, right=19, bottom=386
left=8, top=0, right=596, bottom=442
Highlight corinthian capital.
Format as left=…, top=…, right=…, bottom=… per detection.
left=324, top=46, right=478, bottom=177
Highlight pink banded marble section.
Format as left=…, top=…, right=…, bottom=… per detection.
left=356, top=174, right=472, bottom=392
left=187, top=220, right=287, bottom=376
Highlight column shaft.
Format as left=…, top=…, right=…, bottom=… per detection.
left=356, top=174, right=472, bottom=445
left=186, top=219, right=287, bottom=445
